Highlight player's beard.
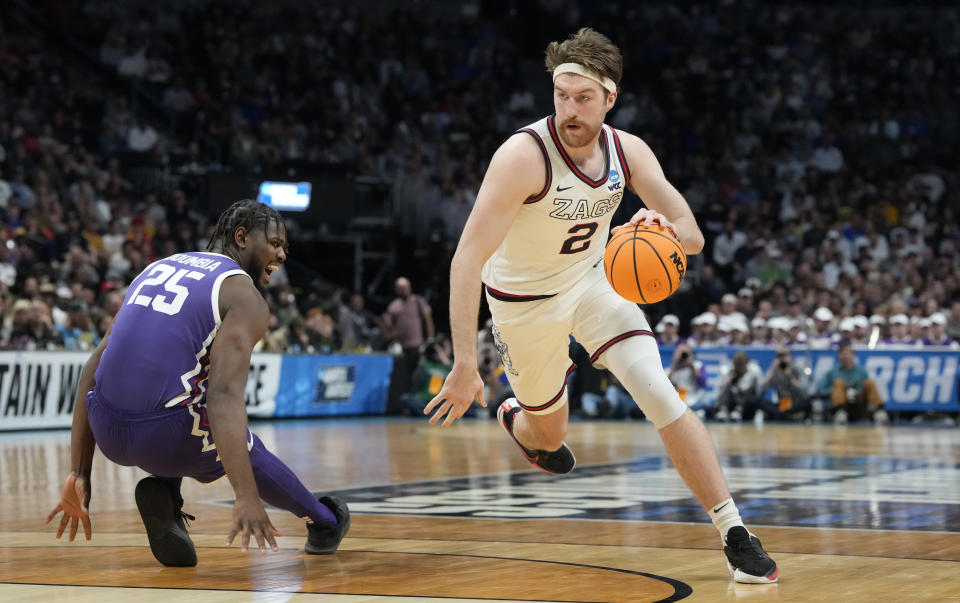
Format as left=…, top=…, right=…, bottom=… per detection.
left=245, top=256, right=268, bottom=296
left=557, top=117, right=604, bottom=149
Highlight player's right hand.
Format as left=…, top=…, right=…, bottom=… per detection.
left=226, top=496, right=281, bottom=554
left=424, top=363, right=486, bottom=428
left=46, top=472, right=92, bottom=541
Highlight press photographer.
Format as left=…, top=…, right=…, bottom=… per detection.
left=759, top=348, right=811, bottom=422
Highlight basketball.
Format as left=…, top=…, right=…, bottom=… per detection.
left=604, top=223, right=686, bottom=304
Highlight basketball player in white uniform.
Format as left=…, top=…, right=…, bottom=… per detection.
left=424, top=28, right=778, bottom=584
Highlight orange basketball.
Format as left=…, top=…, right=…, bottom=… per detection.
left=604, top=223, right=686, bottom=304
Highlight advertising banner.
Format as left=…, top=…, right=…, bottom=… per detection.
left=273, top=354, right=394, bottom=417
left=0, top=352, right=87, bottom=431
left=0, top=351, right=393, bottom=431
left=660, top=346, right=959, bottom=412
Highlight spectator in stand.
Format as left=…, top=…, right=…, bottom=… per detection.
left=655, top=314, right=682, bottom=345
left=384, top=276, right=435, bottom=398
left=788, top=317, right=808, bottom=346
left=869, top=314, right=888, bottom=343
left=343, top=293, right=382, bottom=351
left=56, top=300, right=99, bottom=351
left=719, top=293, right=747, bottom=325
left=8, top=298, right=63, bottom=351
left=947, top=301, right=960, bottom=341
left=666, top=343, right=709, bottom=419
left=736, top=287, right=755, bottom=319
left=924, top=313, right=957, bottom=348
left=728, top=321, right=751, bottom=346
left=767, top=317, right=792, bottom=348
left=303, top=308, right=338, bottom=354
left=883, top=314, right=915, bottom=345
left=836, top=318, right=856, bottom=345
left=808, top=307, right=836, bottom=349
left=759, top=348, right=810, bottom=422
left=851, top=316, right=870, bottom=346
left=712, top=219, right=747, bottom=281
left=715, top=352, right=763, bottom=423
left=909, top=316, right=929, bottom=344
left=688, top=312, right=719, bottom=348
left=816, top=341, right=887, bottom=426
left=750, top=317, right=769, bottom=346
left=127, top=118, right=159, bottom=154
left=401, top=335, right=454, bottom=416
left=716, top=318, right=734, bottom=347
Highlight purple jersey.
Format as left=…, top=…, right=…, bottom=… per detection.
left=94, top=252, right=249, bottom=412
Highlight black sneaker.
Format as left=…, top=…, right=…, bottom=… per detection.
left=497, top=398, right=576, bottom=475
left=305, top=495, right=351, bottom=554
left=135, top=477, right=197, bottom=567
left=724, top=526, right=779, bottom=584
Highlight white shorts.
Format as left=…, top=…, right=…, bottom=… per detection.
left=485, top=264, right=654, bottom=414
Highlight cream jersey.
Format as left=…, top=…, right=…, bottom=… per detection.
left=481, top=115, right=632, bottom=298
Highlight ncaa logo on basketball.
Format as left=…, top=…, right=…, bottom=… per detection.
left=669, top=251, right=685, bottom=279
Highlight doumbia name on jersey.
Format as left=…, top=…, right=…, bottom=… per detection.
left=166, top=253, right=224, bottom=271
left=549, top=192, right=623, bottom=220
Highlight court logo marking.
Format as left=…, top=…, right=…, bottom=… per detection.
left=325, top=455, right=960, bottom=532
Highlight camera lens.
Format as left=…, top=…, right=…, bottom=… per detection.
left=779, top=360, right=789, bottom=369
left=680, top=351, right=689, bottom=360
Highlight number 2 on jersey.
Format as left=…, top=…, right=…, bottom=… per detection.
left=126, top=264, right=205, bottom=316
left=559, top=222, right=598, bottom=254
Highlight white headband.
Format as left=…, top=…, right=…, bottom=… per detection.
left=552, top=62, right=617, bottom=93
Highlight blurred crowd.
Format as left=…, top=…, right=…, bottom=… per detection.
left=0, top=2, right=957, bottom=419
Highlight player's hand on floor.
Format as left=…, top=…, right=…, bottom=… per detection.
left=46, top=472, right=92, bottom=541
left=424, top=363, right=486, bottom=427
left=226, top=496, right=281, bottom=554
left=611, top=208, right=679, bottom=239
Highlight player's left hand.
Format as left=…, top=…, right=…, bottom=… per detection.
left=424, top=362, right=486, bottom=428
left=611, top=208, right=679, bottom=239
left=46, top=472, right=92, bottom=541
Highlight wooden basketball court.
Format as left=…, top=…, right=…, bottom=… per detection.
left=2, top=417, right=959, bottom=601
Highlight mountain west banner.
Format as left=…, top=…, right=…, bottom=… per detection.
left=0, top=352, right=393, bottom=431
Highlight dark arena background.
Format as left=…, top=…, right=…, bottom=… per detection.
left=1, top=1, right=959, bottom=601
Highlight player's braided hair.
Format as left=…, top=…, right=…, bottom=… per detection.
left=206, top=199, right=284, bottom=254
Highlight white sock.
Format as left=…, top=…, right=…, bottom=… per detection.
left=708, top=497, right=746, bottom=544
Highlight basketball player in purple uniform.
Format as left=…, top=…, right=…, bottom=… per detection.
left=46, top=200, right=349, bottom=566
left=423, top=29, right=777, bottom=584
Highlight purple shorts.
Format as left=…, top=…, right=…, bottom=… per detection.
left=86, top=391, right=243, bottom=482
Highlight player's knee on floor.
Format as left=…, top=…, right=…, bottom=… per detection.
left=597, top=338, right=687, bottom=428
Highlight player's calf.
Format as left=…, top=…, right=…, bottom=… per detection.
left=498, top=398, right=576, bottom=474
